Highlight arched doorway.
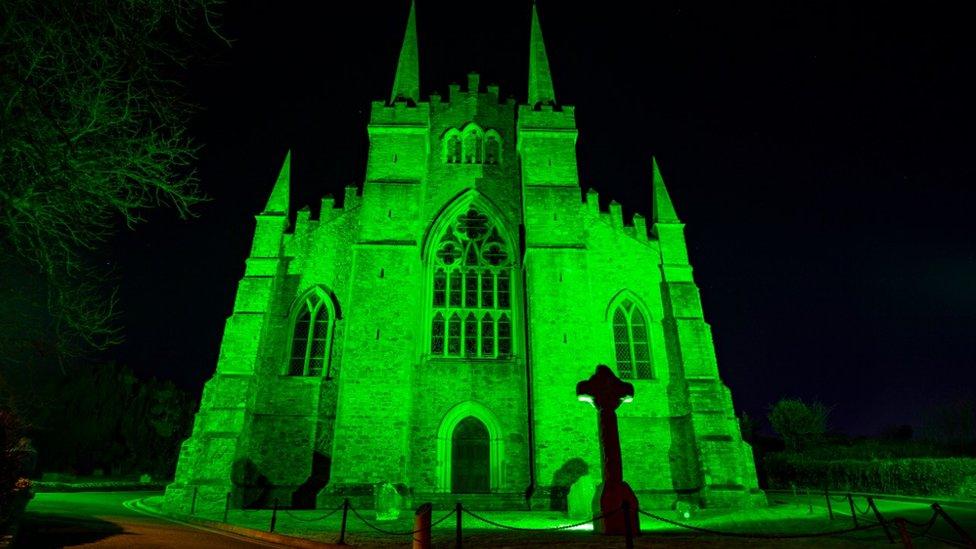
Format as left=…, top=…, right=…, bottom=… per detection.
left=451, top=417, right=490, bottom=493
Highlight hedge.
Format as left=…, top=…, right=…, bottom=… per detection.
left=765, top=453, right=976, bottom=498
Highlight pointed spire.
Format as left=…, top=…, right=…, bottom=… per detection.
left=390, top=0, right=420, bottom=104
left=652, top=157, right=680, bottom=224
left=528, top=2, right=556, bottom=107
left=264, top=150, right=290, bottom=215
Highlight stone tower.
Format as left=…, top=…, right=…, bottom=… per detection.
left=164, top=2, right=764, bottom=514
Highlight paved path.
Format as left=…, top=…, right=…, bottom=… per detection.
left=19, top=491, right=288, bottom=548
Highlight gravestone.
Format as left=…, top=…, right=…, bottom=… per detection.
left=567, top=474, right=597, bottom=519
left=576, top=364, right=640, bottom=535
left=374, top=482, right=401, bottom=521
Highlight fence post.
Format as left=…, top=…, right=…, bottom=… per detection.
left=894, top=518, right=913, bottom=549
left=189, top=485, right=198, bottom=516
left=868, top=497, right=894, bottom=544
left=932, top=503, right=976, bottom=547
left=455, top=501, right=463, bottom=549
left=622, top=501, right=634, bottom=549
left=846, top=494, right=858, bottom=527
left=223, top=492, right=231, bottom=523
left=269, top=497, right=279, bottom=533
left=338, top=498, right=349, bottom=545
left=413, top=502, right=432, bottom=549
left=824, top=487, right=833, bottom=520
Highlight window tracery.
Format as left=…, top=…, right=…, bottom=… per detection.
left=441, top=125, right=501, bottom=165
left=289, top=291, right=334, bottom=377
left=430, top=208, right=513, bottom=358
left=611, top=298, right=652, bottom=379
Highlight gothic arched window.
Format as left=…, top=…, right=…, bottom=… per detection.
left=288, top=291, right=334, bottom=377
left=446, top=134, right=462, bottom=164
left=484, top=133, right=500, bottom=165
left=431, top=208, right=513, bottom=358
left=463, top=130, right=483, bottom=164
left=611, top=299, right=652, bottom=379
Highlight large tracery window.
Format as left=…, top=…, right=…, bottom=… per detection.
left=612, top=299, right=652, bottom=379
left=430, top=208, right=513, bottom=358
left=289, top=291, right=334, bottom=377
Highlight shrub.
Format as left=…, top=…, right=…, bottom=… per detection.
left=765, top=453, right=976, bottom=498
left=0, top=408, right=34, bottom=531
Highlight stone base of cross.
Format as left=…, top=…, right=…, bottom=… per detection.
left=594, top=480, right=639, bottom=535
left=577, top=365, right=640, bottom=536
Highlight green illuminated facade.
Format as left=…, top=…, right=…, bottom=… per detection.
left=165, top=3, right=764, bottom=514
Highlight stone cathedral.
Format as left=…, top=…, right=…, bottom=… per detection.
left=165, top=3, right=764, bottom=514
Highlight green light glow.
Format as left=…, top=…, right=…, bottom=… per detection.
left=163, top=2, right=764, bottom=516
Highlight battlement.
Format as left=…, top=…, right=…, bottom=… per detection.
left=343, top=185, right=362, bottom=210
left=320, top=194, right=337, bottom=221
left=300, top=188, right=361, bottom=228
left=426, top=72, right=515, bottom=107
left=373, top=72, right=519, bottom=123
left=292, top=205, right=312, bottom=235
left=583, top=187, right=652, bottom=243
left=369, top=99, right=430, bottom=126
left=517, top=104, right=577, bottom=131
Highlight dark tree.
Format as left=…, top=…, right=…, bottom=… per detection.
left=768, top=398, right=831, bottom=452
left=920, top=399, right=976, bottom=454
left=0, top=0, right=223, bottom=356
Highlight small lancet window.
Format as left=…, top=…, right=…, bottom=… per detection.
left=432, top=313, right=445, bottom=354
left=481, top=313, right=495, bottom=356
left=433, top=270, right=447, bottom=307
left=429, top=207, right=515, bottom=358
left=446, top=135, right=462, bottom=164
left=497, top=314, right=512, bottom=357
left=464, top=313, right=478, bottom=356
left=448, top=313, right=462, bottom=355
left=463, top=132, right=483, bottom=163
left=289, top=291, right=334, bottom=377
left=485, top=135, right=500, bottom=164
left=611, top=298, right=653, bottom=379
left=449, top=271, right=462, bottom=306
left=464, top=272, right=478, bottom=307
left=497, top=271, right=510, bottom=309
left=480, top=270, right=494, bottom=308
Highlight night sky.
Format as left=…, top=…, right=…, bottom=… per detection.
left=110, top=1, right=976, bottom=435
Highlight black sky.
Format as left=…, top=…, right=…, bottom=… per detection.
left=110, top=0, right=976, bottom=435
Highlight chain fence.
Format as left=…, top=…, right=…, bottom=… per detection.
left=813, top=489, right=976, bottom=548
left=209, top=490, right=974, bottom=548
left=281, top=504, right=344, bottom=522
left=348, top=504, right=455, bottom=536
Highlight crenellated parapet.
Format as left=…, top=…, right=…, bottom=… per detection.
left=581, top=187, right=653, bottom=246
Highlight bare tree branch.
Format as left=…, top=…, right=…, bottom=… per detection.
left=0, top=0, right=223, bottom=356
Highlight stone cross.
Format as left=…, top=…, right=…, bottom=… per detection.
left=576, top=364, right=640, bottom=536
